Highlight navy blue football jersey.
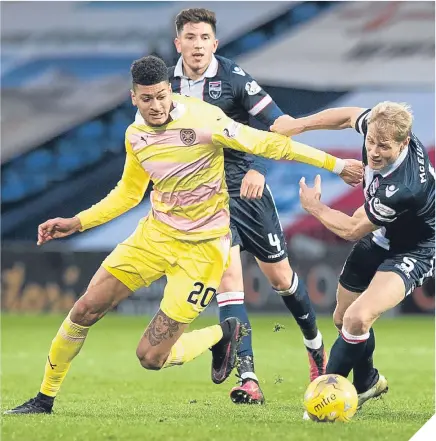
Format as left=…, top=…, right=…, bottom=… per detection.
left=356, top=109, right=435, bottom=253
left=169, top=55, right=284, bottom=196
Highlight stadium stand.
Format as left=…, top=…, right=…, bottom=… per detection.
left=2, top=1, right=339, bottom=239
left=1, top=1, right=434, bottom=247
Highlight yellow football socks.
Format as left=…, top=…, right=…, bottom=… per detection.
left=40, top=314, right=90, bottom=397
left=163, top=325, right=223, bottom=368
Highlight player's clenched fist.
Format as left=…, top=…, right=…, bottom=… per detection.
left=270, top=115, right=303, bottom=137
left=37, top=216, right=82, bottom=246
left=339, top=159, right=364, bottom=187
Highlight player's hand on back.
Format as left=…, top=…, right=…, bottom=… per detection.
left=240, top=169, right=265, bottom=200
left=339, top=159, right=363, bottom=187
left=37, top=216, right=82, bottom=246
left=270, top=115, right=303, bottom=137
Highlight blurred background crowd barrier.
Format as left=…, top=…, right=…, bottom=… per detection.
left=1, top=1, right=434, bottom=315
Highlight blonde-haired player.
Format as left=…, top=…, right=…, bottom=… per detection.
left=272, top=102, right=434, bottom=410
left=5, top=56, right=362, bottom=414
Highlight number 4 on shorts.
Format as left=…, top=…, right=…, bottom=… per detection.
left=268, top=233, right=281, bottom=252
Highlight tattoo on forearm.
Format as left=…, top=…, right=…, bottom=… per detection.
left=144, top=310, right=180, bottom=347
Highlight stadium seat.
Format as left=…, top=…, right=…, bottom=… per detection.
left=56, top=139, right=86, bottom=173
left=23, top=149, right=53, bottom=171
left=76, top=139, right=104, bottom=166
left=288, top=3, right=321, bottom=25
left=238, top=32, right=267, bottom=52
left=1, top=170, right=27, bottom=203
left=75, top=121, right=105, bottom=138
left=107, top=119, right=128, bottom=153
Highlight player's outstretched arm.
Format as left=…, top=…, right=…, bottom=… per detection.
left=270, top=107, right=367, bottom=137
left=75, top=137, right=150, bottom=232
left=37, top=216, right=82, bottom=245
left=213, top=114, right=363, bottom=186
left=298, top=175, right=378, bottom=241
left=38, top=140, right=150, bottom=245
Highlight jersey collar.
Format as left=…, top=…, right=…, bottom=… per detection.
left=174, top=55, right=219, bottom=80
left=374, top=145, right=409, bottom=177
left=169, top=101, right=186, bottom=120
left=134, top=102, right=186, bottom=125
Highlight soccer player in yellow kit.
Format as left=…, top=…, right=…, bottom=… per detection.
left=5, top=56, right=362, bottom=414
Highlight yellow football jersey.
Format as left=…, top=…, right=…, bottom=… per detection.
left=77, top=94, right=340, bottom=241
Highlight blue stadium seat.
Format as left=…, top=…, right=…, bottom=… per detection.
left=104, top=114, right=133, bottom=152
left=1, top=170, right=27, bottom=203
left=56, top=153, right=84, bottom=174
left=55, top=138, right=86, bottom=173
left=23, top=149, right=53, bottom=171
left=75, top=121, right=105, bottom=138
left=76, top=139, right=104, bottom=165
left=289, top=3, right=321, bottom=25
left=239, top=32, right=268, bottom=52
left=26, top=174, right=49, bottom=195
left=272, top=20, right=291, bottom=35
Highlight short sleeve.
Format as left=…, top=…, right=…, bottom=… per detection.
left=231, top=63, right=283, bottom=126
left=355, top=109, right=371, bottom=136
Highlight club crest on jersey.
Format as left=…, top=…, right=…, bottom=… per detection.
left=209, top=81, right=222, bottom=99
left=180, top=129, right=196, bottom=146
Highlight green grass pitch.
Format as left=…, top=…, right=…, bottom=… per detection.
left=2, top=314, right=434, bottom=441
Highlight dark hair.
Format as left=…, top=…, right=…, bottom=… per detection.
left=130, top=55, right=168, bottom=87
left=175, top=8, right=217, bottom=35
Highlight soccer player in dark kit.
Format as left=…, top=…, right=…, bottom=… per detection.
left=272, top=101, right=435, bottom=409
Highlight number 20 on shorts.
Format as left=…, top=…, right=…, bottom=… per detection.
left=187, top=282, right=217, bottom=308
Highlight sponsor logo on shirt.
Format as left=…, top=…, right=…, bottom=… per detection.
left=232, top=66, right=246, bottom=76
left=386, top=185, right=399, bottom=198
left=373, top=198, right=396, bottom=217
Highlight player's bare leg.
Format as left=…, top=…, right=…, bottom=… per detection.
left=4, top=267, right=133, bottom=415
left=332, top=284, right=360, bottom=330
left=137, top=308, right=244, bottom=383
left=257, top=258, right=327, bottom=382
left=136, top=310, right=187, bottom=369
left=327, top=272, right=406, bottom=407
left=218, top=246, right=264, bottom=404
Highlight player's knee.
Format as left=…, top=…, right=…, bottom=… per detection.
left=269, top=271, right=293, bottom=292
left=263, top=261, right=293, bottom=291
left=70, top=296, right=104, bottom=327
left=136, top=348, right=166, bottom=371
left=219, top=266, right=243, bottom=292
left=138, top=356, right=164, bottom=371
left=343, top=309, right=371, bottom=335
left=271, top=277, right=292, bottom=292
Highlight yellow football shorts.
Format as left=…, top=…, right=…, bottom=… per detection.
left=102, top=216, right=231, bottom=323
